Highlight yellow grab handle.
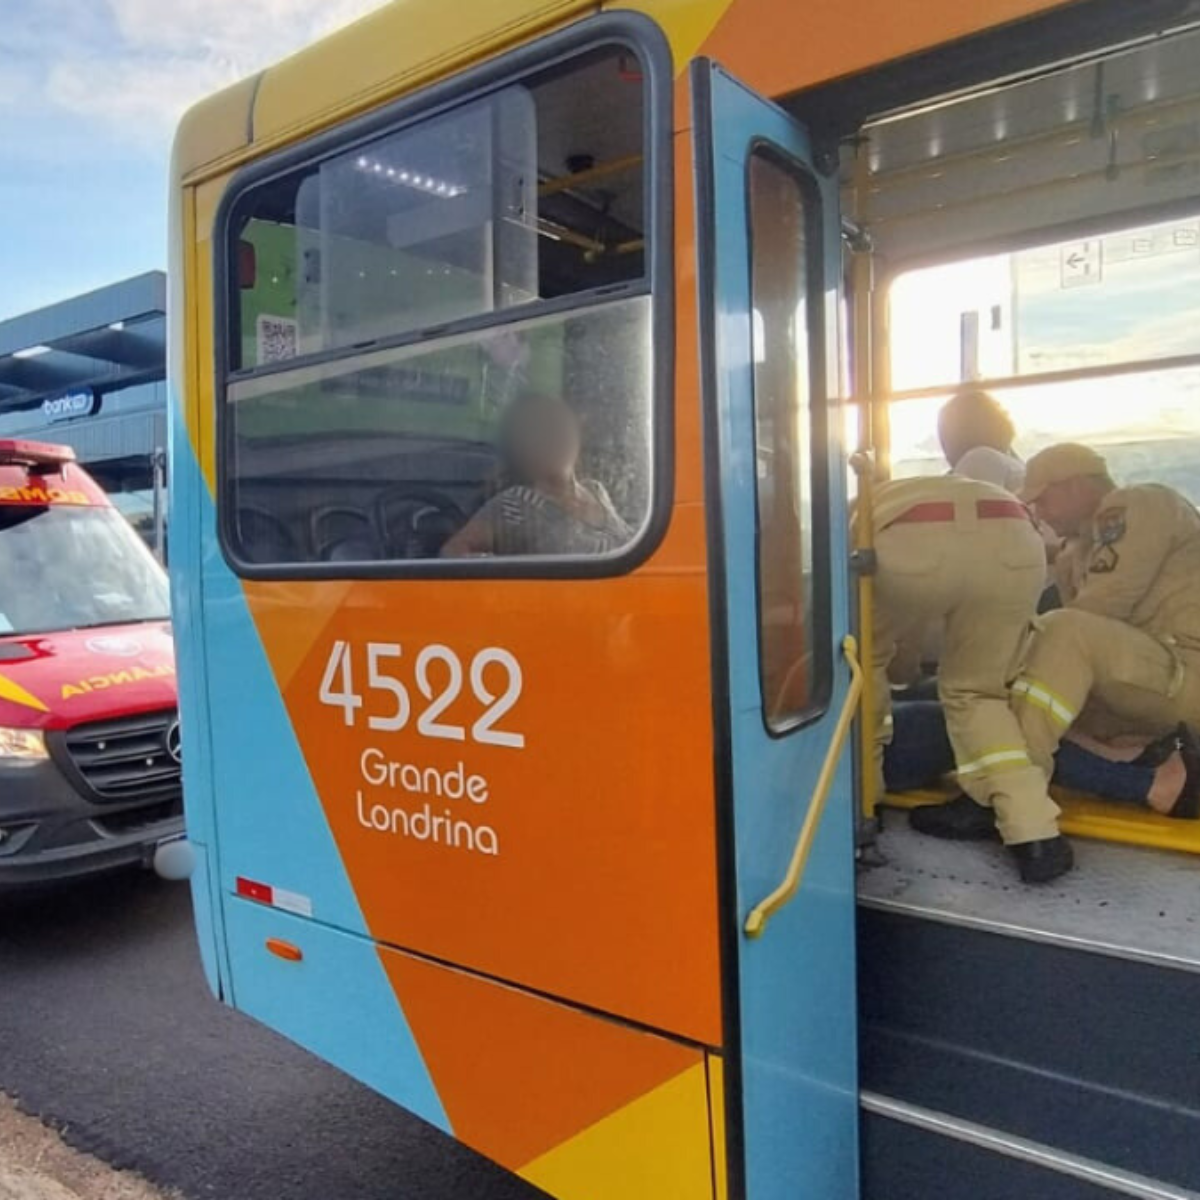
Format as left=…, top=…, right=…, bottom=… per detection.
left=744, top=635, right=865, bottom=940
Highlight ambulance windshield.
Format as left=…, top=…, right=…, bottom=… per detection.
left=0, top=505, right=170, bottom=637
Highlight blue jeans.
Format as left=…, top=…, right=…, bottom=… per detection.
left=884, top=699, right=1154, bottom=805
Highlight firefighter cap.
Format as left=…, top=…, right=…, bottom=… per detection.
left=1020, top=443, right=1110, bottom=503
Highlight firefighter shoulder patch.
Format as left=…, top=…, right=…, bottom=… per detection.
left=1088, top=508, right=1126, bottom=574
left=1096, top=507, right=1127, bottom=546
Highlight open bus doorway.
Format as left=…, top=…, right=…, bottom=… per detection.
left=794, top=20, right=1200, bottom=1193
left=834, top=15, right=1200, bottom=491
left=828, top=14, right=1200, bottom=960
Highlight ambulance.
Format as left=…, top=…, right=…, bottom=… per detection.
left=0, top=439, right=181, bottom=886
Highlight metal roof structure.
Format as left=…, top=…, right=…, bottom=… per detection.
left=0, top=272, right=165, bottom=413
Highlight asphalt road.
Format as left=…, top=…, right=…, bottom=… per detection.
left=0, top=871, right=548, bottom=1200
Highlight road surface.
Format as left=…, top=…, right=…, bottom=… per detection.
left=0, top=872, right=546, bottom=1200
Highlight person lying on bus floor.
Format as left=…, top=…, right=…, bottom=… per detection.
left=440, top=394, right=631, bottom=558
left=885, top=698, right=1200, bottom=819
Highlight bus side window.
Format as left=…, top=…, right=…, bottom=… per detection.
left=220, top=43, right=659, bottom=573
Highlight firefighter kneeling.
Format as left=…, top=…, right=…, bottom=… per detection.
left=1011, top=444, right=1200, bottom=824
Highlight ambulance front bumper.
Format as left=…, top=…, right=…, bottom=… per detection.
left=0, top=755, right=184, bottom=887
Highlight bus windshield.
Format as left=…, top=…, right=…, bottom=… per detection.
left=0, top=505, right=170, bottom=637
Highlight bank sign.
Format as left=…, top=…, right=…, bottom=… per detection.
left=41, top=389, right=98, bottom=422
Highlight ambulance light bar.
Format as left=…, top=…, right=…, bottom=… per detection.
left=0, top=440, right=77, bottom=466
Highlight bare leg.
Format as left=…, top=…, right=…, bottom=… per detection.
left=1148, top=754, right=1186, bottom=814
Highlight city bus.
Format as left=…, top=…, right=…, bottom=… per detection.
left=169, top=1, right=1200, bottom=1196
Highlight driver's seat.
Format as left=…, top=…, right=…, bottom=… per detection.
left=375, top=487, right=463, bottom=559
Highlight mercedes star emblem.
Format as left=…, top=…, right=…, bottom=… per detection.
left=165, top=720, right=183, bottom=765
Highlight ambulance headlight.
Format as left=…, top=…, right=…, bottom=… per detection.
left=0, top=728, right=48, bottom=761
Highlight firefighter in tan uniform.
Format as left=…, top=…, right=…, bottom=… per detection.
left=1011, top=444, right=1200, bottom=810
left=869, top=475, right=1071, bottom=883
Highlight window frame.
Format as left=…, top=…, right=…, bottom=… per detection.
left=744, top=138, right=834, bottom=736
left=212, top=12, right=673, bottom=581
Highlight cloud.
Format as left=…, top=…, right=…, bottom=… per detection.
left=45, top=55, right=236, bottom=140
left=0, top=61, right=38, bottom=109
left=107, top=0, right=389, bottom=58
left=15, top=0, right=393, bottom=143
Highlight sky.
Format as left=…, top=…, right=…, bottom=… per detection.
left=0, top=0, right=391, bottom=323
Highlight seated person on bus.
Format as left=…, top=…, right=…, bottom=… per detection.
left=939, top=386, right=1026, bottom=493
left=441, top=394, right=630, bottom=558
left=939, top=386, right=1071, bottom=596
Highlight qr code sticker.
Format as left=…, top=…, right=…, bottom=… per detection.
left=256, top=314, right=298, bottom=364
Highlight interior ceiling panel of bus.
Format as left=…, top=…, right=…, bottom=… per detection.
left=534, top=54, right=643, bottom=232
left=845, top=23, right=1200, bottom=266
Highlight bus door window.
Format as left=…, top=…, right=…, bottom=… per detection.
left=748, top=150, right=832, bottom=728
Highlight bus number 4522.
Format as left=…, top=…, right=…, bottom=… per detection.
left=318, top=640, right=525, bottom=749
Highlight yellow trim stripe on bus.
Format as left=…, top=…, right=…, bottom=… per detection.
left=519, top=1062, right=714, bottom=1199
left=177, top=0, right=603, bottom=185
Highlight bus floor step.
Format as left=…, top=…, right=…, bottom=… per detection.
left=857, top=898, right=1200, bottom=1192
left=861, top=1092, right=1199, bottom=1200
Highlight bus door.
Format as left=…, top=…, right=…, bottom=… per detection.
left=694, top=61, right=860, bottom=1200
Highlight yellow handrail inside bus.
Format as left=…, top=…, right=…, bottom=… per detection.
left=744, top=635, right=865, bottom=940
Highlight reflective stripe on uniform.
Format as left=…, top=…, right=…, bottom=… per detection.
left=956, top=746, right=1032, bottom=777
left=1011, top=678, right=1077, bottom=727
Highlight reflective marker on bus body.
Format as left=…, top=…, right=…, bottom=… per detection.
left=235, top=876, right=314, bottom=918
left=236, top=877, right=272, bottom=904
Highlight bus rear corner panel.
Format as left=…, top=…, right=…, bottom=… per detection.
left=222, top=897, right=726, bottom=1199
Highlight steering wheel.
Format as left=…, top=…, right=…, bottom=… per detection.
left=375, top=487, right=465, bottom=559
